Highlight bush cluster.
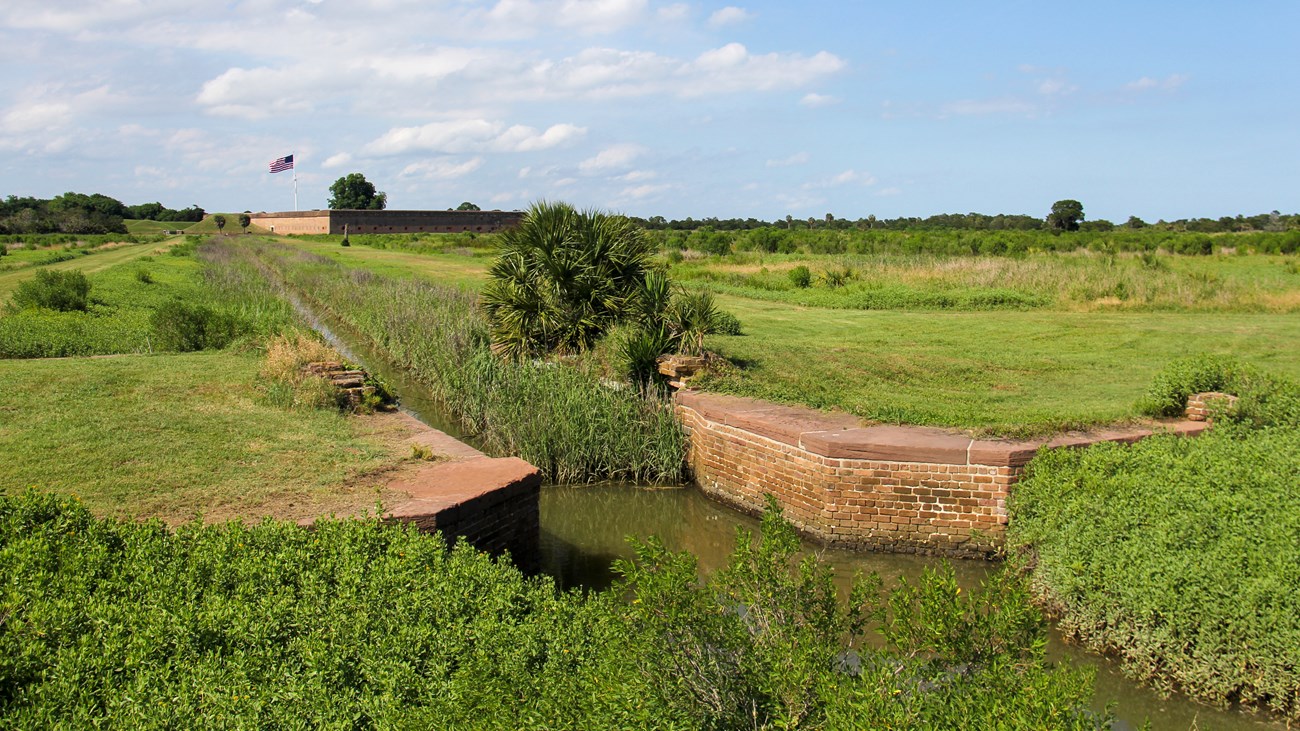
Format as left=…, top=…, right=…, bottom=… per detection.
left=9, top=269, right=91, bottom=312
left=1012, top=359, right=1300, bottom=720
left=1, top=491, right=1108, bottom=729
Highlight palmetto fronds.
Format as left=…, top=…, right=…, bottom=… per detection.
left=484, top=201, right=655, bottom=359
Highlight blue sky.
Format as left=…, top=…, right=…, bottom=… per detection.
left=1, top=1, right=1295, bottom=222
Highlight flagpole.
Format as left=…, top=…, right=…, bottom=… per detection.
left=293, top=153, right=298, bottom=211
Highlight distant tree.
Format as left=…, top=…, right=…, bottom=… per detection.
left=213, top=214, right=226, bottom=233
left=456, top=201, right=481, bottom=211
left=1125, top=215, right=1147, bottom=229
left=1047, top=199, right=1084, bottom=231
left=238, top=213, right=251, bottom=233
left=328, top=173, right=387, bottom=210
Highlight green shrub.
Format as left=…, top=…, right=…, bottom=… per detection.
left=788, top=264, right=812, bottom=288
left=134, top=267, right=154, bottom=284
left=9, top=269, right=91, bottom=311
left=483, top=201, right=655, bottom=360
left=620, top=325, right=675, bottom=388
left=821, top=264, right=854, bottom=288
left=712, top=309, right=742, bottom=336
left=1137, top=354, right=1300, bottom=426
left=149, top=298, right=245, bottom=352
left=0, top=491, right=1108, bottom=729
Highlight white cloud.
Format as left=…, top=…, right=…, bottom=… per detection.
left=1125, top=74, right=1188, bottom=92
left=708, top=6, right=752, bottom=27
left=621, top=183, right=671, bottom=199
left=657, top=3, right=690, bottom=21
left=803, top=169, right=875, bottom=189
left=481, top=0, right=650, bottom=36
left=363, top=119, right=587, bottom=156
left=399, top=157, right=484, bottom=180
left=1036, top=77, right=1077, bottom=96
left=766, top=152, right=809, bottom=168
left=799, top=92, right=837, bottom=108
left=322, top=153, right=353, bottom=169
left=617, top=169, right=657, bottom=182
left=579, top=143, right=646, bottom=173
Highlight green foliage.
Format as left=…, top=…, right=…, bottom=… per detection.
left=1048, top=199, right=1085, bottom=231
left=619, top=324, right=675, bottom=388
left=483, top=201, right=656, bottom=360
left=212, top=214, right=226, bottom=232
left=616, top=496, right=1108, bottom=729
left=1009, top=406, right=1300, bottom=719
left=149, top=298, right=246, bottom=352
left=327, top=172, right=387, bottom=210
left=10, top=269, right=92, bottom=312
left=788, top=264, right=812, bottom=288
left=238, top=213, right=251, bottom=232
left=1137, top=354, right=1300, bottom=425
left=134, top=267, right=153, bottom=284
left=0, top=491, right=1107, bottom=730
left=457, top=201, right=481, bottom=211
left=821, top=264, right=855, bottom=288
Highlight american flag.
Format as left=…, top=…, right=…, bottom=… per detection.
left=269, top=154, right=294, bottom=173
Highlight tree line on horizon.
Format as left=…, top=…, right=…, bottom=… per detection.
left=0, top=193, right=205, bottom=236
left=630, top=206, right=1299, bottom=235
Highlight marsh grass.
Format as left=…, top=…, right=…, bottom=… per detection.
left=669, top=251, right=1300, bottom=312
left=237, top=241, right=685, bottom=483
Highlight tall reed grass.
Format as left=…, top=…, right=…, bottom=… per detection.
left=234, top=241, right=685, bottom=484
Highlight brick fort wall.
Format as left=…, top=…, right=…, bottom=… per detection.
left=249, top=210, right=524, bottom=236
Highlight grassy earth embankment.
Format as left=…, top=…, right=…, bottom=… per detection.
left=0, top=352, right=410, bottom=524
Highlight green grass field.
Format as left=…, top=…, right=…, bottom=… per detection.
left=0, top=351, right=409, bottom=523
left=277, top=236, right=1300, bottom=434
left=0, top=240, right=170, bottom=301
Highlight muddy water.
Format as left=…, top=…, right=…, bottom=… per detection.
left=295, top=295, right=1283, bottom=731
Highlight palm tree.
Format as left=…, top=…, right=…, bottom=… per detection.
left=482, top=201, right=655, bottom=360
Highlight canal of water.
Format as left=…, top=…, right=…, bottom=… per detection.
left=301, top=295, right=1283, bottom=731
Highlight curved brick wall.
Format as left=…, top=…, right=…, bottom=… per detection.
left=676, top=391, right=1206, bottom=558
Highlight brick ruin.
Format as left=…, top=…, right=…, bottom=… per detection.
left=675, top=390, right=1211, bottom=558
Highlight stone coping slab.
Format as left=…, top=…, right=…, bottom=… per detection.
left=387, top=457, right=541, bottom=531
left=677, top=391, right=1207, bottom=467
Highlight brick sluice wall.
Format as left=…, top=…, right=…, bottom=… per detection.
left=680, top=405, right=1014, bottom=558
left=676, top=391, right=1208, bottom=559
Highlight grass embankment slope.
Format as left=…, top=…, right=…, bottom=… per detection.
left=0, top=353, right=409, bottom=524
left=278, top=236, right=1300, bottom=435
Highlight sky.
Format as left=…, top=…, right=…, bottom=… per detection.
left=1, top=1, right=1296, bottom=222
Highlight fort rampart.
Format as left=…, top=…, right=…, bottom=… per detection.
left=249, top=209, right=524, bottom=236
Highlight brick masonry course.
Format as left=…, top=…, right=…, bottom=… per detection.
left=676, top=390, right=1209, bottom=558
